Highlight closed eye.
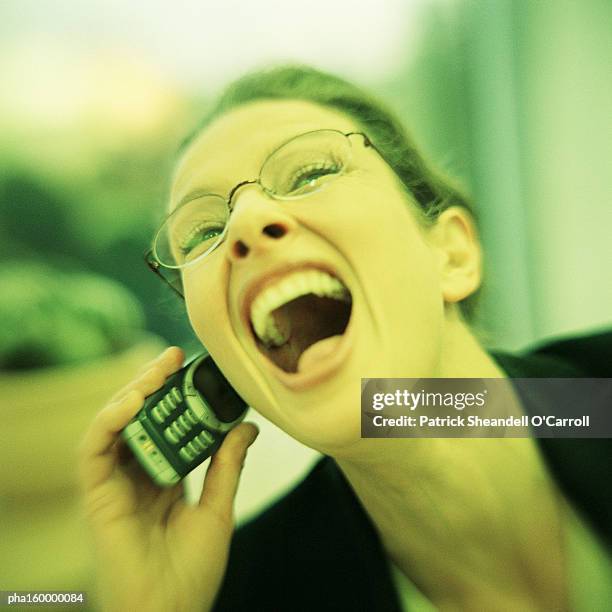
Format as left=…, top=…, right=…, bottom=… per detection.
left=289, top=163, right=342, bottom=194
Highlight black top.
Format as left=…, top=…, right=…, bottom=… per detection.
left=214, top=330, right=612, bottom=611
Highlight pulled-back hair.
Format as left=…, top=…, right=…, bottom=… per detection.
left=181, top=65, right=478, bottom=318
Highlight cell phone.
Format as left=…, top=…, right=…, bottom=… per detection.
left=121, top=352, right=248, bottom=486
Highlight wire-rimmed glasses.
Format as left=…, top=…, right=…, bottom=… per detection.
left=145, top=129, right=376, bottom=297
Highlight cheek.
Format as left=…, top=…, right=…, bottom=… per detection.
left=183, top=258, right=226, bottom=340
left=294, top=179, right=443, bottom=371
left=183, top=258, right=244, bottom=379
left=291, top=177, right=441, bottom=305
left=379, top=208, right=441, bottom=303
left=183, top=256, right=281, bottom=422
left=380, top=228, right=445, bottom=377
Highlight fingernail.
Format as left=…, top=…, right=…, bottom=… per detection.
left=166, top=346, right=183, bottom=360
left=248, top=425, right=260, bottom=446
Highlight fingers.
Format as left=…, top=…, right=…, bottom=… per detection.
left=108, top=346, right=184, bottom=404
left=78, top=346, right=184, bottom=491
left=78, top=389, right=145, bottom=490
left=82, top=346, right=182, bottom=460
left=81, top=390, right=144, bottom=460
left=198, top=422, right=259, bottom=525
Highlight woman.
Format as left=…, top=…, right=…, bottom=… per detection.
left=78, top=66, right=611, bottom=611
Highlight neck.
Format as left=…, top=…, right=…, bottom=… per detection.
left=333, top=316, right=567, bottom=608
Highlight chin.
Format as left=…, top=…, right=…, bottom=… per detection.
left=281, top=376, right=365, bottom=455
left=269, top=342, right=398, bottom=456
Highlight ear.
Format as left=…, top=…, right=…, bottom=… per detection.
left=428, top=206, right=482, bottom=304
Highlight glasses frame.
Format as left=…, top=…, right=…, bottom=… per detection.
left=145, top=129, right=378, bottom=298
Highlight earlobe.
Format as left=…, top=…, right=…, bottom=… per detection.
left=430, top=207, right=482, bottom=304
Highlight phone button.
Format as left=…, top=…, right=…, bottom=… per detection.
left=170, top=387, right=183, bottom=404
left=173, top=420, right=187, bottom=437
left=185, top=408, right=200, bottom=426
left=179, top=446, right=194, bottom=462
left=197, top=430, right=215, bottom=447
left=160, top=398, right=174, bottom=417
left=190, top=437, right=205, bottom=452
left=178, top=414, right=192, bottom=432
left=164, top=427, right=180, bottom=444
left=152, top=406, right=165, bottom=423
left=186, top=440, right=201, bottom=456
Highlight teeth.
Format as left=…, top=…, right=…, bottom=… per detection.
left=250, top=269, right=350, bottom=347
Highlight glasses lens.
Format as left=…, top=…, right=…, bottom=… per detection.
left=260, top=130, right=351, bottom=199
left=163, top=267, right=185, bottom=296
left=154, top=194, right=229, bottom=268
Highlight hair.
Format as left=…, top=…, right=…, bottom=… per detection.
left=180, top=65, right=479, bottom=319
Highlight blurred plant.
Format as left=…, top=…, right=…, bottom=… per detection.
left=0, top=261, right=145, bottom=370
left=0, top=157, right=195, bottom=347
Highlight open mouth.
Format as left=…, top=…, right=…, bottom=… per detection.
left=248, top=269, right=353, bottom=374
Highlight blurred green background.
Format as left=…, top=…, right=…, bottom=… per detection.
left=1, top=0, right=610, bottom=356
left=0, top=0, right=610, bottom=603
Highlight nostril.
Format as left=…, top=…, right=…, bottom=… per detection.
left=263, top=223, right=287, bottom=239
left=231, top=223, right=288, bottom=259
left=233, top=240, right=249, bottom=258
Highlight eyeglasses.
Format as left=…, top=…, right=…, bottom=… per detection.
left=145, top=129, right=379, bottom=297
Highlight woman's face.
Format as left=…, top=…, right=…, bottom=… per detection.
left=170, top=99, right=446, bottom=455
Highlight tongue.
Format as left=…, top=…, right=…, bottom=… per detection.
left=296, top=335, right=343, bottom=373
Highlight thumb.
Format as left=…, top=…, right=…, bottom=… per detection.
left=197, top=422, right=259, bottom=524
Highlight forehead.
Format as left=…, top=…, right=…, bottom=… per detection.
left=170, top=99, right=360, bottom=207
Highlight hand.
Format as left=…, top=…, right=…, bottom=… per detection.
left=78, top=347, right=258, bottom=612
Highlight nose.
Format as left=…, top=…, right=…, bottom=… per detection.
left=225, top=186, right=296, bottom=262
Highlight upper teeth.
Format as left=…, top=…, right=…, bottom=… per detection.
left=250, top=269, right=350, bottom=347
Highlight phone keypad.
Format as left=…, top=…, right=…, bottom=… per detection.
left=148, top=382, right=215, bottom=464
left=163, top=406, right=204, bottom=444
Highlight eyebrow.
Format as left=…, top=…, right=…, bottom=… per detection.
left=173, top=133, right=288, bottom=211
left=174, top=188, right=217, bottom=210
